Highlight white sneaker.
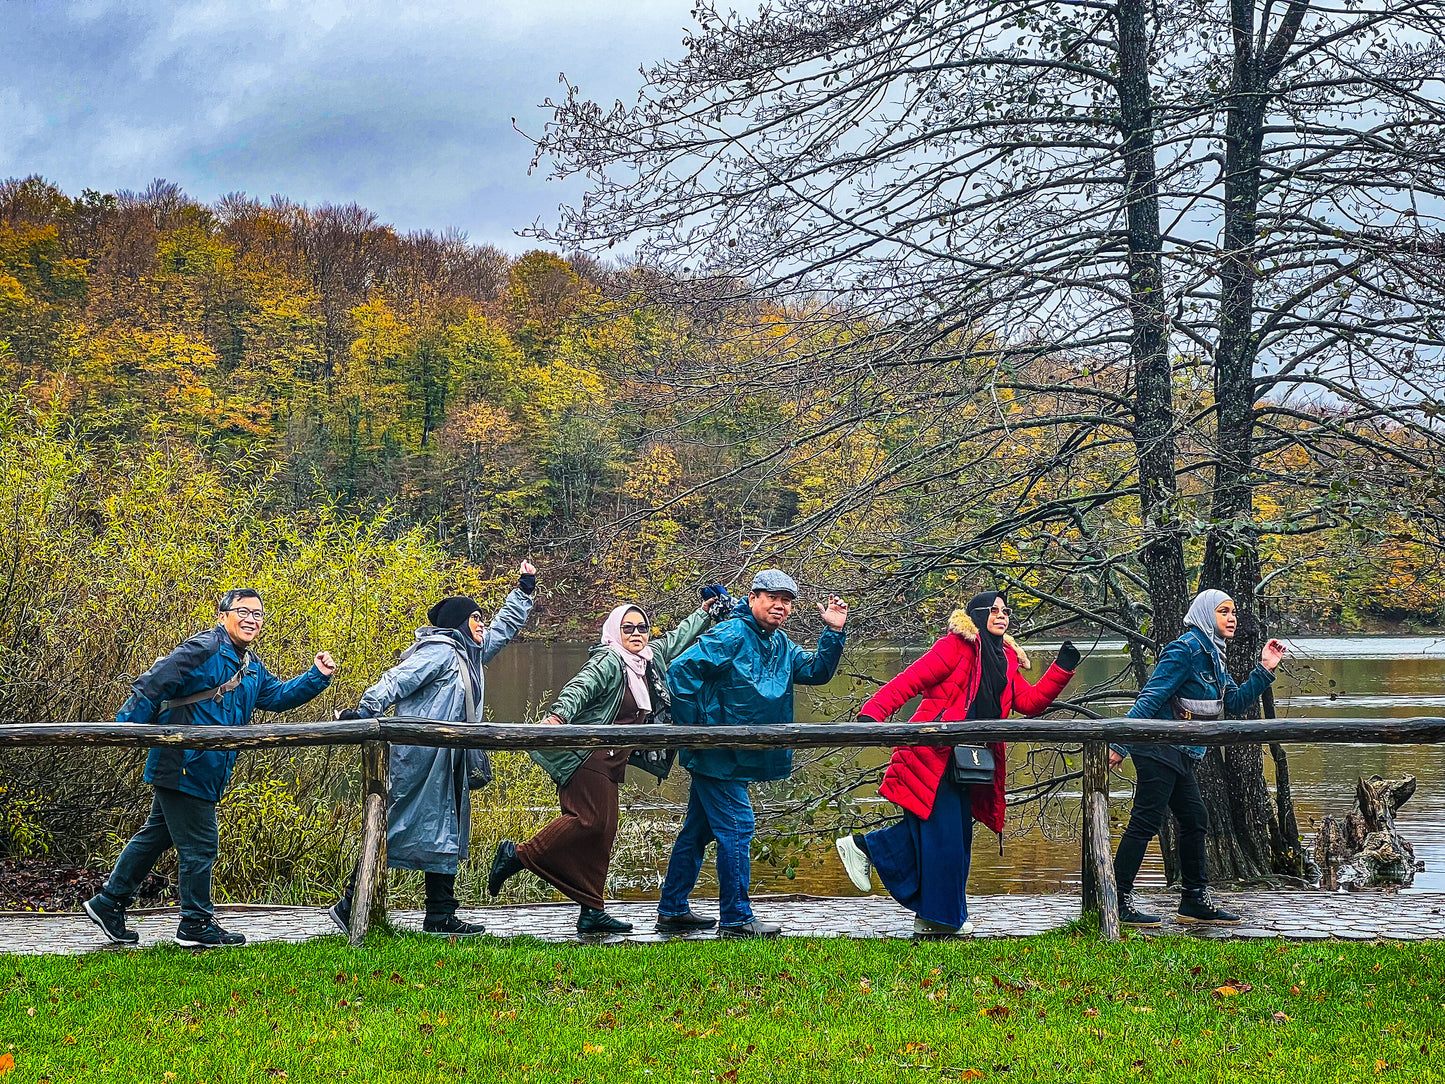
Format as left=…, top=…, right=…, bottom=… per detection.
left=834, top=834, right=872, bottom=892
left=913, top=916, right=974, bottom=938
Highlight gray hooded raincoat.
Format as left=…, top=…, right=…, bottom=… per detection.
left=359, top=588, right=533, bottom=873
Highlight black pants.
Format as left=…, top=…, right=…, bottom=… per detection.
left=99, top=786, right=218, bottom=925
left=343, top=867, right=458, bottom=917
left=1113, top=754, right=1209, bottom=894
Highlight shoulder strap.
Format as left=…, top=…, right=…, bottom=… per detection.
left=401, top=636, right=479, bottom=723
left=159, top=651, right=250, bottom=714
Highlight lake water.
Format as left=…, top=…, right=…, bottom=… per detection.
left=479, top=635, right=1445, bottom=899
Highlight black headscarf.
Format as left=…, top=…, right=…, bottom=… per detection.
left=966, top=590, right=1009, bottom=720
left=427, top=595, right=485, bottom=678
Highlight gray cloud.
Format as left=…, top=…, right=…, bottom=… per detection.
left=0, top=0, right=692, bottom=248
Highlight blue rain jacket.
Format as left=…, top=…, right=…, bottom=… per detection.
left=123, top=625, right=331, bottom=803
left=358, top=588, right=533, bottom=874
left=1113, top=627, right=1275, bottom=767
left=668, top=599, right=846, bottom=782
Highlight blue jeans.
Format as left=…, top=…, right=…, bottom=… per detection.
left=658, top=772, right=755, bottom=927
left=98, top=786, right=218, bottom=925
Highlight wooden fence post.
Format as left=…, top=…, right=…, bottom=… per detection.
left=1081, top=740, right=1120, bottom=942
left=349, top=739, right=389, bottom=946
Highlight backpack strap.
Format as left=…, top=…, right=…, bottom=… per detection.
left=159, top=651, right=251, bottom=715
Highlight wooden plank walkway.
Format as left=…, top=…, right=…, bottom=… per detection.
left=4, top=891, right=1444, bottom=954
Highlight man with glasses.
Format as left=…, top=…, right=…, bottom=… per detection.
left=657, top=569, right=848, bottom=938
left=84, top=587, right=336, bottom=948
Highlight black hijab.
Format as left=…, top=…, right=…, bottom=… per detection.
left=427, top=595, right=485, bottom=680
left=966, top=590, right=1009, bottom=720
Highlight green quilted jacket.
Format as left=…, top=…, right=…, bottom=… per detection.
left=528, top=605, right=715, bottom=787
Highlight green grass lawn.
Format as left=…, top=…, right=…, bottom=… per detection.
left=3, top=929, right=1442, bottom=1083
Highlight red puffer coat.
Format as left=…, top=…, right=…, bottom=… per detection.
left=860, top=609, right=1074, bottom=833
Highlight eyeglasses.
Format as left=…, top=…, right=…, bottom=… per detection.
left=989, top=606, right=1011, bottom=617
left=226, top=607, right=265, bottom=622
left=619, top=623, right=650, bottom=635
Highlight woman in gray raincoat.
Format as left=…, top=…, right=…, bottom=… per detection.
left=330, top=562, right=537, bottom=936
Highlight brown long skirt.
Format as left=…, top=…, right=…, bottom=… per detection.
left=516, top=749, right=628, bottom=910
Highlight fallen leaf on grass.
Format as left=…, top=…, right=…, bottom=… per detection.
left=583, top=1043, right=605, bottom=1055
left=981, top=1005, right=1011, bottom=1019
left=1083, top=1008, right=1100, bottom=1018
left=0, top=1053, right=14, bottom=1076
left=1290, top=985, right=1301, bottom=996
left=959, top=1071, right=984, bottom=1081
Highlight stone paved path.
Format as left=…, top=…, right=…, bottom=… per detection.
left=4, top=891, right=1444, bottom=955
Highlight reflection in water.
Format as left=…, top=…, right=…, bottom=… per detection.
left=481, top=637, right=1445, bottom=898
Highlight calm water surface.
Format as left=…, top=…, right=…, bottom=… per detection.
left=481, top=636, right=1445, bottom=899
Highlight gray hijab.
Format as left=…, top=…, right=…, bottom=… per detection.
left=1183, top=589, right=1232, bottom=665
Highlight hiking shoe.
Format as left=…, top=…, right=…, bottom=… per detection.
left=578, top=908, right=634, bottom=935
left=719, top=919, right=782, bottom=939
left=835, top=833, right=872, bottom=892
left=1177, top=891, right=1241, bottom=925
left=487, top=840, right=523, bottom=897
left=327, top=899, right=351, bottom=934
left=655, top=911, right=717, bottom=933
left=83, top=896, right=140, bottom=945
left=913, top=916, right=974, bottom=938
left=1119, top=893, right=1162, bottom=927
left=422, top=914, right=486, bottom=937
left=174, top=921, right=246, bottom=948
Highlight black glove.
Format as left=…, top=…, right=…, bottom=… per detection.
left=336, top=707, right=375, bottom=721
left=1056, top=640, right=1081, bottom=670
left=518, top=571, right=537, bottom=595
left=858, top=712, right=882, bottom=723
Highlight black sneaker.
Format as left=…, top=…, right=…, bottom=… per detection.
left=655, top=911, right=717, bottom=933
left=1177, top=891, right=1241, bottom=925
left=1119, top=893, right=1162, bottom=927
left=422, top=914, right=486, bottom=937
left=174, top=921, right=246, bottom=947
left=327, top=899, right=351, bottom=934
left=578, top=908, right=633, bottom=935
left=83, top=896, right=140, bottom=945
left=487, top=840, right=523, bottom=897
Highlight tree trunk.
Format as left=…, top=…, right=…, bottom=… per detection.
left=1115, top=0, right=1188, bottom=647
left=1174, top=0, right=1312, bottom=885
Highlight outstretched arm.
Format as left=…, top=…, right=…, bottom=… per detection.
left=477, top=573, right=536, bottom=664
left=858, top=637, right=961, bottom=720
left=255, top=656, right=333, bottom=713
left=1008, top=661, right=1075, bottom=717
left=358, top=648, right=449, bottom=717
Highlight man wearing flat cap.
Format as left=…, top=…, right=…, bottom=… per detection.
left=656, top=569, right=848, bottom=938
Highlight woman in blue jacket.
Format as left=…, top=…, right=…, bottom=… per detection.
left=1109, top=589, right=1286, bottom=926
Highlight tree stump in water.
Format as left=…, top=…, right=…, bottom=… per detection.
left=1315, top=775, right=1421, bottom=890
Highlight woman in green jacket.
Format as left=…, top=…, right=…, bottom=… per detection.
left=486, top=592, right=726, bottom=934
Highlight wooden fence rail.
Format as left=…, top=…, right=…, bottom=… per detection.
left=3, top=715, right=1441, bottom=945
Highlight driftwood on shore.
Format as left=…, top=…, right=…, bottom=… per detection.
left=1315, top=775, right=1423, bottom=890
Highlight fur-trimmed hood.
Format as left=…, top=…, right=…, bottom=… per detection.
left=947, top=608, right=1030, bottom=670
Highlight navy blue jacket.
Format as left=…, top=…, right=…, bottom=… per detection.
left=1113, top=627, right=1274, bottom=768
left=121, top=625, right=331, bottom=802
left=668, top=600, right=845, bottom=782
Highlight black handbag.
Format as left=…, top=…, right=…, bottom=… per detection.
left=950, top=744, right=996, bottom=785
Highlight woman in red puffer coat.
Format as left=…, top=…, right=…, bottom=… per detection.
left=834, top=591, right=1078, bottom=936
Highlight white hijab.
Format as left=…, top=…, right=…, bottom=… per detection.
left=1183, top=589, right=1232, bottom=670
left=601, top=604, right=652, bottom=713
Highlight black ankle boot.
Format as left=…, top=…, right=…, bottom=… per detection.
left=577, top=908, right=633, bottom=935
left=1118, top=892, right=1161, bottom=927
left=487, top=840, right=524, bottom=896
left=1177, top=889, right=1241, bottom=925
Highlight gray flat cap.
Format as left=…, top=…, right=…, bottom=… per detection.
left=750, top=569, right=799, bottom=597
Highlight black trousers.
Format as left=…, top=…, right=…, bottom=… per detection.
left=1113, top=753, right=1209, bottom=894
left=343, top=867, right=458, bottom=917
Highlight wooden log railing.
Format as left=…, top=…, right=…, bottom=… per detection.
left=3, top=715, right=1442, bottom=944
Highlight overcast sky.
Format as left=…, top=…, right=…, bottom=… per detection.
left=0, top=0, right=693, bottom=250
